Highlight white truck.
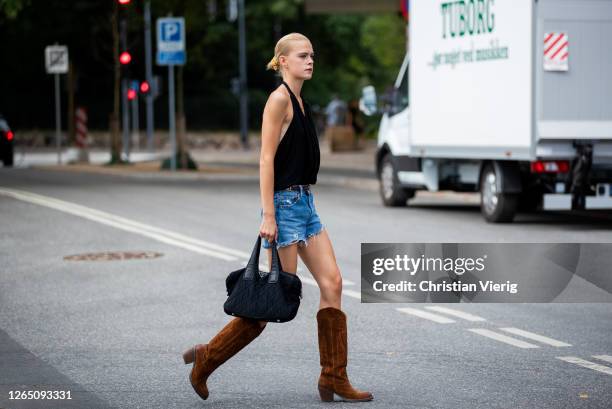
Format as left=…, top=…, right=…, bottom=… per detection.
left=362, top=0, right=612, bottom=222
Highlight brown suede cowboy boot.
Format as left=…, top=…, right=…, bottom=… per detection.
left=182, top=317, right=265, bottom=400
left=316, top=307, right=373, bottom=402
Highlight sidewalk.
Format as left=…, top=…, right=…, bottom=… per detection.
left=190, top=138, right=376, bottom=175
left=26, top=139, right=379, bottom=191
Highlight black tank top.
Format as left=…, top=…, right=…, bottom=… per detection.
left=273, top=80, right=320, bottom=191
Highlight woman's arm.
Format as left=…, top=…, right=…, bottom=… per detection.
left=259, top=90, right=288, bottom=242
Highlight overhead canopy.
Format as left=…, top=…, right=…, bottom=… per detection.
left=304, top=0, right=399, bottom=14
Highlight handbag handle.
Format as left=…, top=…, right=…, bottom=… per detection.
left=244, top=235, right=284, bottom=283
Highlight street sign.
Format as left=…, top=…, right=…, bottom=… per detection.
left=45, top=45, right=69, bottom=74
left=156, top=17, right=186, bottom=65
left=45, top=44, right=69, bottom=165
left=156, top=17, right=186, bottom=171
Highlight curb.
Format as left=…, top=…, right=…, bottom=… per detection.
left=29, top=163, right=380, bottom=191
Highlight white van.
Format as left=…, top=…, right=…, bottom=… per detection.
left=362, top=0, right=612, bottom=222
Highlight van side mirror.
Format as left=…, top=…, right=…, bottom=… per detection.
left=359, top=85, right=378, bottom=116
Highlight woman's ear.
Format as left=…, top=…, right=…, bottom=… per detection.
left=279, top=55, right=287, bottom=68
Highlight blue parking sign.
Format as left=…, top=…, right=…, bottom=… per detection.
left=157, top=17, right=186, bottom=65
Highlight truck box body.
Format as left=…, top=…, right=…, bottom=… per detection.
left=407, top=0, right=612, bottom=160
left=536, top=0, right=612, bottom=146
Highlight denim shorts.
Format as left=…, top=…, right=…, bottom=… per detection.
left=260, top=185, right=325, bottom=249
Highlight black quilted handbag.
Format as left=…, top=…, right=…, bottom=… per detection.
left=223, top=235, right=303, bottom=323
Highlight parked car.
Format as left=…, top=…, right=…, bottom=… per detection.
left=0, top=114, right=14, bottom=167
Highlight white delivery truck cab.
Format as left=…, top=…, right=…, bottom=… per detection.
left=365, top=0, right=612, bottom=222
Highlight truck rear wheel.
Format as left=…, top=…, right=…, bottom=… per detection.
left=480, top=163, right=518, bottom=223
left=379, top=154, right=412, bottom=207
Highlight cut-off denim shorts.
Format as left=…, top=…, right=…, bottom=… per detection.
left=260, top=184, right=325, bottom=249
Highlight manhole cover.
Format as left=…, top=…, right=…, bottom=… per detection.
left=64, top=251, right=163, bottom=261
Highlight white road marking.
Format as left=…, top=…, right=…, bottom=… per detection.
left=467, top=328, right=539, bottom=349
left=396, top=307, right=456, bottom=324
left=341, top=289, right=361, bottom=299
left=498, top=327, right=572, bottom=347
left=424, top=306, right=486, bottom=322
left=592, top=355, right=612, bottom=364
left=556, top=357, right=612, bottom=376
left=0, top=187, right=242, bottom=261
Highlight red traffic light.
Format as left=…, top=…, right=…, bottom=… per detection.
left=119, top=51, right=132, bottom=64
left=118, top=0, right=131, bottom=5
left=127, top=89, right=137, bottom=100
left=140, top=81, right=150, bottom=93
left=6, top=130, right=14, bottom=141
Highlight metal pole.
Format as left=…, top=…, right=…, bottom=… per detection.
left=131, top=94, right=139, bottom=150
left=120, top=17, right=129, bottom=161
left=122, top=78, right=130, bottom=161
left=168, top=65, right=176, bottom=171
left=238, top=0, right=249, bottom=149
left=54, top=73, right=62, bottom=164
left=144, top=1, right=154, bottom=151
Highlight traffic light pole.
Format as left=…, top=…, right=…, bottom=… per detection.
left=120, top=18, right=130, bottom=161
left=144, top=1, right=155, bottom=151
left=238, top=0, right=249, bottom=149
left=121, top=79, right=130, bottom=160
left=131, top=93, right=139, bottom=149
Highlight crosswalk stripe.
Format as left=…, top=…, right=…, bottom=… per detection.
left=498, top=327, right=571, bottom=347
left=592, top=355, right=612, bottom=364
left=467, top=328, right=539, bottom=349
left=556, top=357, right=612, bottom=376
left=396, top=307, right=456, bottom=324
left=424, top=306, right=486, bottom=322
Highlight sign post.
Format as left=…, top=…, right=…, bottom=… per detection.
left=45, top=45, right=69, bottom=165
left=156, top=17, right=186, bottom=172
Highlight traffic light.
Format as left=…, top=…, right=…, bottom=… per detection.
left=118, top=0, right=131, bottom=5
left=119, top=51, right=131, bottom=65
left=140, top=80, right=150, bottom=95
left=127, top=88, right=137, bottom=100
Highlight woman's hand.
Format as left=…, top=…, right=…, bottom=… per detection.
left=259, top=214, right=278, bottom=244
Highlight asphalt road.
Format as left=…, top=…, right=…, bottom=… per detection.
left=0, top=168, right=611, bottom=409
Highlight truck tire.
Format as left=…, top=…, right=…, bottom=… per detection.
left=379, top=154, right=412, bottom=207
left=480, top=163, right=518, bottom=223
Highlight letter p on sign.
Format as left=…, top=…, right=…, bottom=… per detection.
left=163, top=23, right=179, bottom=41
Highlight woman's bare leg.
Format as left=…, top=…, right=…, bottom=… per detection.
left=297, top=229, right=342, bottom=310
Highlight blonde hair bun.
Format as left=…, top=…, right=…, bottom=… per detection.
left=266, top=55, right=280, bottom=71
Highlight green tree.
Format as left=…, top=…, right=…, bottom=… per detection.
left=0, top=0, right=30, bottom=19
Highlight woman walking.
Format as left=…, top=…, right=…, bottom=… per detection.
left=182, top=32, right=373, bottom=403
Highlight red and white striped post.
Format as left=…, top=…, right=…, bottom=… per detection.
left=75, top=106, right=90, bottom=162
